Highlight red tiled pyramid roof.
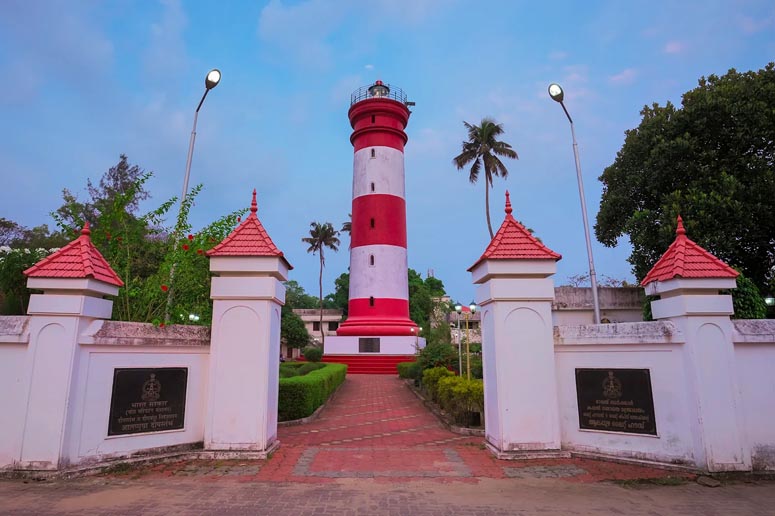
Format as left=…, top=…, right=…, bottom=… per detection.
left=23, top=222, right=124, bottom=287
left=641, top=215, right=738, bottom=286
left=468, top=191, right=561, bottom=271
left=207, top=190, right=293, bottom=269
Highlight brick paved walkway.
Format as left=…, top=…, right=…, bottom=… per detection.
left=2, top=375, right=774, bottom=515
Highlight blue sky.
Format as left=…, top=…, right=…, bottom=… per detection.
left=2, top=0, right=774, bottom=303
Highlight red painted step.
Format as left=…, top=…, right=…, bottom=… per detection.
left=322, top=354, right=416, bottom=374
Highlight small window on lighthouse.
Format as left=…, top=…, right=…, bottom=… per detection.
left=370, top=182, right=375, bottom=192
left=370, top=148, right=376, bottom=158
left=370, top=218, right=375, bottom=228
left=369, top=255, right=375, bottom=266
left=371, top=115, right=376, bottom=124
left=369, top=296, right=375, bottom=307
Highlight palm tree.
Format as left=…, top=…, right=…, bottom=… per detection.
left=302, top=222, right=340, bottom=347
left=453, top=118, right=518, bottom=239
left=341, top=213, right=352, bottom=248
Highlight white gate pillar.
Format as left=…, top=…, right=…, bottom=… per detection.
left=204, top=190, right=291, bottom=456
left=15, top=224, right=121, bottom=470
left=469, top=193, right=566, bottom=458
left=644, top=216, right=750, bottom=472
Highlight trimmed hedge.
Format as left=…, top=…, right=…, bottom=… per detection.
left=278, top=362, right=347, bottom=421
left=396, top=361, right=422, bottom=379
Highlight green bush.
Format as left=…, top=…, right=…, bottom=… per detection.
left=396, top=361, right=422, bottom=379
left=297, top=362, right=325, bottom=375
left=422, top=366, right=454, bottom=403
left=417, top=343, right=457, bottom=370
left=278, top=363, right=347, bottom=421
left=729, top=272, right=767, bottom=319
left=437, top=376, right=484, bottom=426
left=302, top=346, right=323, bottom=362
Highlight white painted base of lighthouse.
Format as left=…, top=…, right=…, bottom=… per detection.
left=324, top=336, right=425, bottom=355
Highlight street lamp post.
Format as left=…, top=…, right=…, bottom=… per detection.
left=165, top=69, right=221, bottom=323
left=548, top=83, right=601, bottom=324
left=465, top=303, right=476, bottom=380
left=455, top=304, right=463, bottom=375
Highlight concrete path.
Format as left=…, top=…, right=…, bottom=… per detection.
left=1, top=375, right=773, bottom=515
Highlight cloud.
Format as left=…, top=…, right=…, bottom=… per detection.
left=663, top=40, right=686, bottom=54
left=143, top=0, right=189, bottom=82
left=257, top=0, right=345, bottom=69
left=737, top=13, right=775, bottom=34
left=609, top=68, right=637, bottom=85
left=0, top=1, right=114, bottom=104
left=365, top=64, right=374, bottom=70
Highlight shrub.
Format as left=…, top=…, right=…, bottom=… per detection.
left=417, top=343, right=457, bottom=370
left=422, top=366, right=454, bottom=403
left=278, top=363, right=346, bottom=421
left=437, top=376, right=484, bottom=426
left=729, top=272, right=767, bottom=319
left=297, top=362, right=325, bottom=375
left=396, top=361, right=422, bottom=379
left=302, top=346, right=323, bottom=362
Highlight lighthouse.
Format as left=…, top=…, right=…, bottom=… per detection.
left=325, top=81, right=424, bottom=370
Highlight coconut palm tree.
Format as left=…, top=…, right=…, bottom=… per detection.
left=302, top=222, right=340, bottom=346
left=453, top=118, right=518, bottom=239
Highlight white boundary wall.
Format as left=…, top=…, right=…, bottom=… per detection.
left=0, top=318, right=209, bottom=471
left=554, top=322, right=696, bottom=466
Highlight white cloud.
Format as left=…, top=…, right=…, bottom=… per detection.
left=257, top=0, right=346, bottom=69
left=737, top=14, right=775, bottom=34
left=663, top=40, right=686, bottom=54
left=609, top=68, right=637, bottom=85
left=143, top=0, right=189, bottom=81
left=365, top=64, right=374, bottom=70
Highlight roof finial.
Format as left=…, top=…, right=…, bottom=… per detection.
left=676, top=215, right=686, bottom=236
left=250, top=189, right=257, bottom=214
left=81, top=221, right=91, bottom=237
left=505, top=190, right=513, bottom=215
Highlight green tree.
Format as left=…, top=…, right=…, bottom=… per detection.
left=453, top=118, right=518, bottom=239
left=596, top=63, right=775, bottom=291
left=281, top=307, right=311, bottom=349
left=324, top=272, right=350, bottom=316
left=302, top=222, right=340, bottom=346
left=284, top=280, right=319, bottom=309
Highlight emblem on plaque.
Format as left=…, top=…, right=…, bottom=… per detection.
left=141, top=373, right=162, bottom=401
left=602, top=371, right=623, bottom=399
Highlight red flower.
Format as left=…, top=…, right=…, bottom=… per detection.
left=197, top=249, right=204, bottom=255
left=117, top=236, right=123, bottom=242
left=182, top=244, right=190, bottom=251
left=161, top=285, right=169, bottom=292
left=187, top=234, right=194, bottom=241
left=159, top=322, right=165, bottom=328
left=106, top=232, right=111, bottom=240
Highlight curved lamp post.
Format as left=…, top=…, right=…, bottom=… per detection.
left=465, top=304, right=476, bottom=380
left=165, top=69, right=221, bottom=322
left=548, top=83, right=601, bottom=324
left=180, top=69, right=221, bottom=214
left=455, top=304, right=463, bottom=374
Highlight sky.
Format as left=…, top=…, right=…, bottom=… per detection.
left=1, top=0, right=774, bottom=304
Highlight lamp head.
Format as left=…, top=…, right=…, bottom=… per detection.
left=469, top=303, right=477, bottom=314
left=455, top=304, right=462, bottom=314
left=368, top=80, right=390, bottom=98
left=548, top=83, right=564, bottom=103
left=765, top=296, right=775, bottom=306
left=205, top=69, right=221, bottom=90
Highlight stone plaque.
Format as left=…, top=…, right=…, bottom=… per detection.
left=575, top=368, right=657, bottom=436
left=359, top=337, right=380, bottom=353
left=108, top=367, right=188, bottom=436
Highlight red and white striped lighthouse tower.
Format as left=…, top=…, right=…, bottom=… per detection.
left=335, top=81, right=419, bottom=345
